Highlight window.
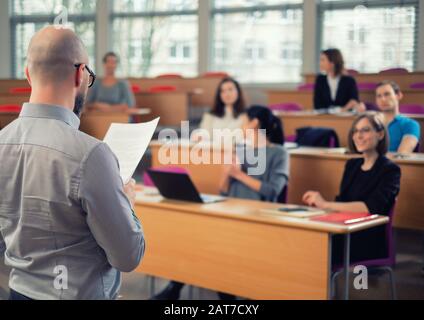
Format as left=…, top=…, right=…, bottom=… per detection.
left=211, top=1, right=303, bottom=83
left=320, top=1, right=419, bottom=73
left=281, top=42, right=302, bottom=65
left=112, top=0, right=198, bottom=78
left=10, top=0, right=96, bottom=79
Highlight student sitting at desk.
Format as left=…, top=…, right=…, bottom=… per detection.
left=314, top=48, right=365, bottom=112
left=303, top=113, right=401, bottom=265
left=85, top=52, right=135, bottom=112
left=375, top=81, right=420, bottom=153
left=195, top=77, right=246, bottom=140
left=152, top=106, right=289, bottom=300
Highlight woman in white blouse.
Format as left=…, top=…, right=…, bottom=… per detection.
left=197, top=77, right=246, bottom=140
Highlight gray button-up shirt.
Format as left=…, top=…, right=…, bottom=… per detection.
left=0, top=103, right=145, bottom=300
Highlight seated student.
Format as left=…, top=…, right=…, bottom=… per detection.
left=86, top=52, right=135, bottom=112
left=314, top=48, right=365, bottom=112
left=194, top=77, right=246, bottom=141
left=152, top=105, right=289, bottom=300
left=375, top=81, right=420, bottom=153
left=303, top=112, right=401, bottom=265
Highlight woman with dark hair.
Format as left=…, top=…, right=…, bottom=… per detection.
left=303, top=112, right=401, bottom=265
left=220, top=105, right=289, bottom=202
left=86, top=52, right=135, bottom=112
left=197, top=77, right=246, bottom=139
left=314, top=48, right=365, bottom=112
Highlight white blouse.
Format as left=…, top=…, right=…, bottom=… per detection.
left=198, top=107, right=244, bottom=140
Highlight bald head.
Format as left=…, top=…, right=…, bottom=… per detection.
left=27, top=26, right=88, bottom=85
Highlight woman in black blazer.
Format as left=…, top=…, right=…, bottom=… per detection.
left=303, top=113, right=401, bottom=264
left=314, top=49, right=365, bottom=112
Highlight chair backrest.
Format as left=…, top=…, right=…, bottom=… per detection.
left=295, top=127, right=340, bottom=148
left=277, top=185, right=289, bottom=204
left=148, top=85, right=177, bottom=93
left=410, top=82, right=424, bottom=90
left=357, top=82, right=378, bottom=91
left=131, top=84, right=141, bottom=94
left=346, top=69, right=359, bottom=76
left=155, top=74, right=183, bottom=79
left=269, top=103, right=302, bottom=112
left=0, top=105, right=22, bottom=112
left=378, top=68, right=409, bottom=75
left=143, top=166, right=189, bottom=187
left=202, top=71, right=229, bottom=78
left=297, top=83, right=314, bottom=91
left=9, top=87, right=31, bottom=95
left=365, top=102, right=379, bottom=111
left=399, top=104, right=424, bottom=114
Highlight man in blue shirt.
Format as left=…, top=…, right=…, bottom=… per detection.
left=376, top=81, right=420, bottom=153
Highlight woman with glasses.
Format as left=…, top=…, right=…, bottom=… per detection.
left=86, top=52, right=135, bottom=112
left=302, top=113, right=401, bottom=265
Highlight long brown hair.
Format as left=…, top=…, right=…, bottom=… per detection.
left=211, top=77, right=246, bottom=118
left=322, top=48, right=345, bottom=76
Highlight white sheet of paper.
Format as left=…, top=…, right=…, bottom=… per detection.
left=103, top=118, right=160, bottom=184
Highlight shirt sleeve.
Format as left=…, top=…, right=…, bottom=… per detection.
left=121, top=81, right=136, bottom=108
left=79, top=143, right=145, bottom=272
left=313, top=76, right=321, bottom=109
left=402, top=118, right=421, bottom=140
left=259, top=148, right=289, bottom=201
left=349, top=77, right=359, bottom=101
left=363, top=164, right=401, bottom=215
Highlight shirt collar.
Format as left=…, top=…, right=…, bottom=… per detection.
left=19, top=103, right=80, bottom=129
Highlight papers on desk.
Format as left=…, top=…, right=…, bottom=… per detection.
left=103, top=118, right=160, bottom=184
left=260, top=205, right=327, bottom=218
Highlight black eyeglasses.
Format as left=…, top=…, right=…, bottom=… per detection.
left=74, top=63, right=96, bottom=88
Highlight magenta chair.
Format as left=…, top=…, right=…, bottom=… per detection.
left=399, top=104, right=424, bottom=114
left=365, top=102, right=379, bottom=111
left=297, top=83, right=314, bottom=91
left=143, top=166, right=188, bottom=187
left=269, top=103, right=302, bottom=112
left=331, top=203, right=397, bottom=300
left=357, top=82, right=378, bottom=91
left=379, top=68, right=409, bottom=75
left=410, top=82, right=424, bottom=90
left=347, top=69, right=359, bottom=76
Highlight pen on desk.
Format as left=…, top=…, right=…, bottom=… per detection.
left=344, top=215, right=379, bottom=225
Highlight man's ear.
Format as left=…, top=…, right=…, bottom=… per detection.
left=25, top=67, right=32, bottom=86
left=397, top=91, right=404, bottom=102
left=75, top=64, right=84, bottom=88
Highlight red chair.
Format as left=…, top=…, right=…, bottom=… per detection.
left=148, top=86, right=177, bottom=93
left=410, top=82, right=424, bottom=90
left=297, top=83, right=314, bottom=91
left=269, top=103, right=302, bottom=112
left=155, top=74, right=183, bottom=79
left=9, top=87, right=31, bottom=95
left=379, top=68, right=409, bottom=75
left=143, top=166, right=189, bottom=187
left=131, top=84, right=141, bottom=94
left=0, top=105, right=22, bottom=112
left=399, top=104, right=424, bottom=114
left=201, top=72, right=229, bottom=78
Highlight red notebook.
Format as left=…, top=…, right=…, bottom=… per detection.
left=311, top=212, right=379, bottom=225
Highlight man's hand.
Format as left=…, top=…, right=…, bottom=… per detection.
left=124, top=179, right=136, bottom=207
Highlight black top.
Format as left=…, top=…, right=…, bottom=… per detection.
left=313, top=74, right=359, bottom=110
left=332, top=156, right=401, bottom=265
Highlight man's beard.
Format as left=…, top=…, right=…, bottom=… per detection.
left=73, top=93, right=85, bottom=118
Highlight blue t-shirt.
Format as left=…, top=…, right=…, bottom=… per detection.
left=388, top=115, right=420, bottom=152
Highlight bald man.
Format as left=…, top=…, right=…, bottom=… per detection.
left=0, top=26, right=145, bottom=300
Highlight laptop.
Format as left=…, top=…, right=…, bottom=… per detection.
left=146, top=170, right=226, bottom=204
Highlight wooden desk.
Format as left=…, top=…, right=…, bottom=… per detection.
left=79, top=109, right=150, bottom=140
left=134, top=191, right=388, bottom=299
left=288, top=148, right=424, bottom=231
left=135, top=91, right=189, bottom=126
left=274, top=112, right=424, bottom=151
left=304, top=72, right=424, bottom=90
left=149, top=141, right=424, bottom=231
left=267, top=89, right=424, bottom=109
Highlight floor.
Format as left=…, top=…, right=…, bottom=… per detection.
left=1, top=228, right=423, bottom=300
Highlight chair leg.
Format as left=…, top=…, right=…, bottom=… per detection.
left=381, top=266, right=397, bottom=300
left=149, top=276, right=155, bottom=297
left=331, top=271, right=342, bottom=300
